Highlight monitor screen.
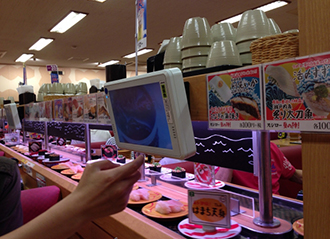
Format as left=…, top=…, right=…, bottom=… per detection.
left=4, top=103, right=22, bottom=129
left=104, top=68, right=196, bottom=159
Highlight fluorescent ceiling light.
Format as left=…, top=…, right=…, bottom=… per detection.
left=221, top=1, right=288, bottom=24
left=89, top=0, right=106, bottom=2
left=50, top=11, right=87, bottom=33
left=15, top=54, right=34, bottom=62
left=98, top=60, right=120, bottom=67
left=257, top=1, right=288, bottom=12
left=221, top=14, right=243, bottom=24
left=123, top=49, right=153, bottom=59
left=29, top=38, right=54, bottom=51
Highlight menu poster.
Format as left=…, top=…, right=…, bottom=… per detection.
left=54, top=99, right=63, bottom=121
left=207, top=65, right=263, bottom=130
left=44, top=101, right=53, bottom=121
left=264, top=51, right=330, bottom=132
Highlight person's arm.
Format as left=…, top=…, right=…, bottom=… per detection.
left=1, top=155, right=144, bottom=239
left=289, top=169, right=303, bottom=184
left=215, top=167, right=233, bottom=182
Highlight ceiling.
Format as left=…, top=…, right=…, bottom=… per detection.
left=0, top=0, right=298, bottom=72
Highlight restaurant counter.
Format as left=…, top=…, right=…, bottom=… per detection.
left=0, top=144, right=303, bottom=239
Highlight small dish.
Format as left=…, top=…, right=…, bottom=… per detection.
left=292, top=218, right=304, bottom=236
left=42, top=158, right=70, bottom=167
left=142, top=201, right=188, bottom=219
left=178, top=218, right=241, bottom=239
left=128, top=190, right=162, bottom=205
left=184, top=180, right=225, bottom=190
left=160, top=173, right=195, bottom=182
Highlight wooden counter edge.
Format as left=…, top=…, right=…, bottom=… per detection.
left=0, top=144, right=185, bottom=239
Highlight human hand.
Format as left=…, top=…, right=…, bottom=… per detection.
left=70, top=155, right=144, bottom=221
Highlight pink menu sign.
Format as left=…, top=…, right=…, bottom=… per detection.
left=207, top=65, right=264, bottom=130
left=264, top=51, right=330, bottom=132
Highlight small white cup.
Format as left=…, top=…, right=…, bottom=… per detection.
left=181, top=17, right=213, bottom=49
left=211, top=22, right=236, bottom=42
left=206, top=40, right=242, bottom=67
left=164, top=37, right=182, bottom=64
left=236, top=10, right=271, bottom=43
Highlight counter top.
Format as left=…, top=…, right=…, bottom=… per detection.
left=0, top=143, right=303, bottom=238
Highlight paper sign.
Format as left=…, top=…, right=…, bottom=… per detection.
left=136, top=0, right=147, bottom=50
left=264, top=51, right=330, bottom=132
left=207, top=65, right=264, bottom=130
left=188, top=190, right=230, bottom=228
left=47, top=64, right=58, bottom=72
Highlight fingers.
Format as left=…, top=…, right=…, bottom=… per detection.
left=86, top=158, right=120, bottom=171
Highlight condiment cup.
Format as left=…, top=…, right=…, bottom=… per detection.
left=49, top=83, right=57, bottom=94
left=182, top=56, right=208, bottom=69
left=211, top=22, right=236, bottom=42
left=181, top=17, right=213, bottom=49
left=77, top=82, right=88, bottom=93
left=240, top=52, right=252, bottom=65
left=284, top=29, right=299, bottom=33
left=206, top=40, right=242, bottom=67
left=38, top=84, right=47, bottom=93
left=163, top=37, right=182, bottom=64
left=268, top=18, right=281, bottom=35
left=45, top=84, right=51, bottom=94
left=65, top=83, right=76, bottom=94
left=7, top=96, right=15, bottom=103
left=181, top=46, right=210, bottom=59
left=163, top=63, right=182, bottom=70
left=236, top=39, right=255, bottom=54
left=236, top=10, right=271, bottom=43
left=54, top=83, right=63, bottom=94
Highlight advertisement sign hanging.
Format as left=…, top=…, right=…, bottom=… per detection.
left=264, top=51, right=330, bottom=132
left=136, top=0, right=147, bottom=50
left=207, top=65, right=264, bottom=130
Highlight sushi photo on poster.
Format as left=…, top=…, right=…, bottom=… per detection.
left=207, top=65, right=264, bottom=131
left=264, top=51, right=330, bottom=132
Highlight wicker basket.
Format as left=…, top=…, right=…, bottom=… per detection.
left=250, top=32, right=299, bottom=65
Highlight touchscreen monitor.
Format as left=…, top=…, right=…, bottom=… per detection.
left=4, top=103, right=22, bottom=129
left=104, top=68, right=196, bottom=159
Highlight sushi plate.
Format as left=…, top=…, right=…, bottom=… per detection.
left=128, top=190, right=162, bottom=205
left=184, top=180, right=225, bottom=190
left=178, top=218, right=241, bottom=239
left=71, top=173, right=83, bottom=181
left=160, top=173, right=195, bottom=182
left=142, top=201, right=188, bottom=219
left=292, top=218, right=304, bottom=236
left=145, top=167, right=172, bottom=175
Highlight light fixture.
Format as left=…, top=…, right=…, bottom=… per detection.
left=221, top=1, right=288, bottom=24
left=257, top=1, right=288, bottom=12
left=98, top=60, right=120, bottom=67
left=15, top=54, right=34, bottom=62
left=123, top=49, right=153, bottom=59
left=50, top=11, right=87, bottom=33
left=29, top=38, right=54, bottom=51
left=89, top=0, right=106, bottom=2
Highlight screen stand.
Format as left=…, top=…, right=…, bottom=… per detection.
left=253, top=131, right=280, bottom=228
left=135, top=152, right=148, bottom=182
